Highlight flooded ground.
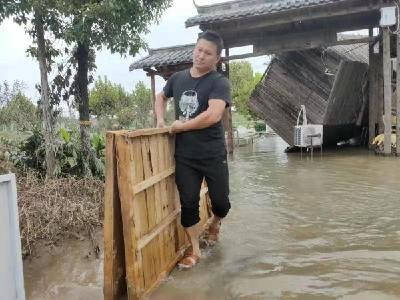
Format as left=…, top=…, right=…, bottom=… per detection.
left=24, top=136, right=400, bottom=299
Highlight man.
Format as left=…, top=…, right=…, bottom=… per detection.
left=155, top=30, right=231, bottom=269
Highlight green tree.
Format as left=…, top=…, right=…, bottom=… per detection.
left=115, top=81, right=153, bottom=129
left=1, top=1, right=63, bottom=178
left=0, top=80, right=27, bottom=107
left=89, top=76, right=129, bottom=118
left=230, top=61, right=262, bottom=119
left=59, top=0, right=172, bottom=175
left=2, top=0, right=172, bottom=176
left=131, top=81, right=153, bottom=129
left=0, top=93, right=38, bottom=131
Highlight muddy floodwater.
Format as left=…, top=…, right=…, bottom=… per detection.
left=25, top=136, right=400, bottom=300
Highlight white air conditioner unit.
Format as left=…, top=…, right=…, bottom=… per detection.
left=294, top=124, right=323, bottom=147
left=294, top=105, right=323, bottom=147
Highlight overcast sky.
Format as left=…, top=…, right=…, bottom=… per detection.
left=0, top=0, right=269, bottom=103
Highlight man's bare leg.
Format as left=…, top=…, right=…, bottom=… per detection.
left=208, top=215, right=222, bottom=230
left=185, top=223, right=202, bottom=257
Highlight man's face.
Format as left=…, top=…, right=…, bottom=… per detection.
left=193, top=38, right=220, bottom=72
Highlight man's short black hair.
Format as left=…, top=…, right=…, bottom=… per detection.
left=197, top=30, right=224, bottom=55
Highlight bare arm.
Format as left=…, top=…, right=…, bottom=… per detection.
left=170, top=99, right=227, bottom=133
left=155, top=91, right=168, bottom=128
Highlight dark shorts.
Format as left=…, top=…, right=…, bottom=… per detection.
left=175, top=155, right=231, bottom=228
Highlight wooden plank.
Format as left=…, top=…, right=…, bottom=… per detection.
left=397, top=33, right=400, bottom=155
left=369, top=28, right=378, bottom=148
left=116, top=128, right=170, bottom=138
left=130, top=138, right=151, bottom=294
left=383, top=28, right=392, bottom=155
left=104, top=133, right=126, bottom=300
left=115, top=135, right=142, bottom=299
left=141, top=243, right=189, bottom=300
left=158, top=134, right=174, bottom=264
left=151, top=74, right=157, bottom=127
left=132, top=167, right=175, bottom=195
left=149, top=136, right=167, bottom=272
left=140, top=137, right=158, bottom=288
left=225, top=47, right=234, bottom=155
left=162, top=134, right=180, bottom=253
left=137, top=208, right=181, bottom=250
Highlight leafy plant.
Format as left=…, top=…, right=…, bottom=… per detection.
left=10, top=127, right=106, bottom=179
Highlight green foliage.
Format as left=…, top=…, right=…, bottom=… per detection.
left=89, top=76, right=129, bottom=117
left=230, top=62, right=263, bottom=120
left=10, top=126, right=106, bottom=179
left=58, top=0, right=173, bottom=56
left=0, top=86, right=38, bottom=131
left=0, top=80, right=27, bottom=107
left=254, top=121, right=266, bottom=132
left=129, top=81, right=153, bottom=129
left=2, top=0, right=172, bottom=178
left=90, top=79, right=153, bottom=129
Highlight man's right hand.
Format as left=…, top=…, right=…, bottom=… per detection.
left=156, top=119, right=165, bottom=128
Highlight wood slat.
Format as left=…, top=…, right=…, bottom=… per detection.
left=149, top=136, right=167, bottom=272
left=103, top=133, right=126, bottom=300
left=117, top=128, right=170, bottom=138
left=115, top=135, right=142, bottom=298
left=140, top=137, right=158, bottom=287
left=130, top=138, right=151, bottom=292
left=132, top=167, right=175, bottom=195
left=137, top=208, right=181, bottom=250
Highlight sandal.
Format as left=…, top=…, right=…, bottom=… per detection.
left=183, top=245, right=193, bottom=256
left=178, top=253, right=200, bottom=269
left=201, top=221, right=221, bottom=247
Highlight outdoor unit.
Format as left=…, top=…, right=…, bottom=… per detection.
left=294, top=105, right=323, bottom=147
left=294, top=124, right=323, bottom=147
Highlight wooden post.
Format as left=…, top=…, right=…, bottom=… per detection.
left=150, top=73, right=157, bottom=127
left=397, top=33, right=400, bottom=155
left=369, top=28, right=377, bottom=148
left=224, top=48, right=234, bottom=154
left=383, top=28, right=392, bottom=155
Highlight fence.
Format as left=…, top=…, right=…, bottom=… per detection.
left=0, top=174, right=25, bottom=300
left=103, top=128, right=211, bottom=300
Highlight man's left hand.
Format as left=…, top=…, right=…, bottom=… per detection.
left=170, top=120, right=186, bottom=134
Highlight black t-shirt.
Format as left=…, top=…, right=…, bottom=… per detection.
left=163, top=69, right=231, bottom=159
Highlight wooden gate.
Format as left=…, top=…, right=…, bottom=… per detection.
left=104, top=129, right=211, bottom=300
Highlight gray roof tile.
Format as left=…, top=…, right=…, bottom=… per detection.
left=186, top=0, right=342, bottom=27
left=129, top=44, right=195, bottom=71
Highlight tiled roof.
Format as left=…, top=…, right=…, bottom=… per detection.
left=129, top=44, right=195, bottom=71
left=186, top=0, right=345, bottom=27
left=129, top=35, right=368, bottom=71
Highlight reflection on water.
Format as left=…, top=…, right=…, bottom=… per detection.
left=25, top=136, right=400, bottom=299
left=154, top=136, right=400, bottom=300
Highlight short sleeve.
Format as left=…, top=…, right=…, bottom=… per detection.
left=163, top=72, right=177, bottom=98
left=209, top=76, right=232, bottom=107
